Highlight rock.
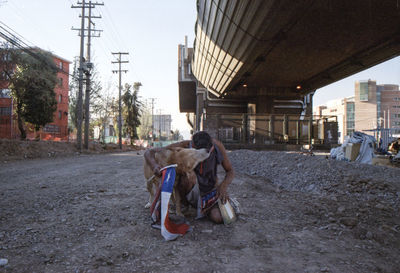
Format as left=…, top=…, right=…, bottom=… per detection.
left=366, top=231, right=373, bottom=240
left=201, top=229, right=213, bottom=233
left=0, top=258, right=8, bottom=266
left=328, top=217, right=336, bottom=223
left=337, top=206, right=345, bottom=214
left=306, top=184, right=315, bottom=191
left=122, top=252, right=129, bottom=258
left=340, top=217, right=358, bottom=228
left=375, top=203, right=385, bottom=210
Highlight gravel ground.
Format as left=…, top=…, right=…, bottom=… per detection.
left=0, top=149, right=399, bottom=272
left=229, top=150, right=400, bottom=206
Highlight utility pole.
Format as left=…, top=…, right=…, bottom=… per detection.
left=71, top=0, right=86, bottom=151
left=83, top=1, right=103, bottom=149
left=111, top=52, right=129, bottom=149
left=158, top=109, right=162, bottom=140
left=72, top=1, right=103, bottom=150
left=149, top=98, right=156, bottom=142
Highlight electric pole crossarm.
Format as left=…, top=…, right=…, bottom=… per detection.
left=71, top=28, right=103, bottom=35
left=79, top=15, right=102, bottom=19
left=77, top=1, right=104, bottom=5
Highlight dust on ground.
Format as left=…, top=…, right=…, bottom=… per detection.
left=0, top=144, right=399, bottom=272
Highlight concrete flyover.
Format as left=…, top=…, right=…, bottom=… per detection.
left=179, top=0, right=400, bottom=145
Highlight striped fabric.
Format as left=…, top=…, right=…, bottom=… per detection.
left=150, top=165, right=190, bottom=241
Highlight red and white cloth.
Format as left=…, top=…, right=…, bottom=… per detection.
left=150, top=165, right=190, bottom=241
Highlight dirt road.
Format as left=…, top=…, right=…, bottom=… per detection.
left=0, top=151, right=399, bottom=272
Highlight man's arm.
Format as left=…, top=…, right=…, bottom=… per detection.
left=143, top=140, right=191, bottom=176
left=213, top=139, right=234, bottom=203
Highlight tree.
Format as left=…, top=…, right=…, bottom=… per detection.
left=138, top=99, right=153, bottom=140
left=171, top=129, right=183, bottom=141
left=69, top=57, right=103, bottom=139
left=91, top=81, right=116, bottom=143
left=122, top=82, right=142, bottom=143
left=8, top=49, right=57, bottom=139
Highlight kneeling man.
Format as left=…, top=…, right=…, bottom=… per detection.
left=144, top=131, right=234, bottom=223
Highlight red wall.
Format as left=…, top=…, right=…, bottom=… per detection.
left=0, top=54, right=70, bottom=140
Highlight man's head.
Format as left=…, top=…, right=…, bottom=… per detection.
left=192, top=131, right=212, bottom=150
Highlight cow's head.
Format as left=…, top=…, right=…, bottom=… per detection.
left=167, top=147, right=210, bottom=174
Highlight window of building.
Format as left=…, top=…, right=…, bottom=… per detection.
left=58, top=94, right=62, bottom=103
left=393, top=105, right=400, bottom=108
left=58, top=110, right=62, bottom=120
left=59, top=61, right=63, bottom=70
left=58, top=77, right=63, bottom=87
left=43, top=124, right=60, bottom=133
left=393, top=113, right=400, bottom=118
left=359, top=82, right=369, bottom=101
left=346, top=128, right=355, bottom=136
left=0, top=106, right=11, bottom=116
left=394, top=97, right=400, bottom=101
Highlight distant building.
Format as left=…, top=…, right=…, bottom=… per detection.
left=314, top=96, right=354, bottom=143
left=355, top=80, right=400, bottom=132
left=153, top=114, right=172, bottom=139
left=315, top=80, right=400, bottom=143
left=0, top=50, right=70, bottom=140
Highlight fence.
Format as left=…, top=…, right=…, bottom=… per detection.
left=203, top=113, right=338, bottom=146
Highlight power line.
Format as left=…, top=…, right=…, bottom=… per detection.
left=97, top=5, right=142, bottom=81
left=0, top=21, right=72, bottom=77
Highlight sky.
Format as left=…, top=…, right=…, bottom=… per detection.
left=1, top=0, right=399, bottom=139
left=0, top=0, right=197, bottom=139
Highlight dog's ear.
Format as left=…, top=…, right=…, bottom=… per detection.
left=178, top=148, right=210, bottom=172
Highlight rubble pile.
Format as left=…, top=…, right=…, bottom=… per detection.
left=0, top=139, right=140, bottom=162
left=229, top=150, right=400, bottom=206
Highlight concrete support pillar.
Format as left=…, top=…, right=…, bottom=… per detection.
left=242, top=114, right=247, bottom=143
left=269, top=115, right=275, bottom=142
left=283, top=114, right=288, bottom=140
left=196, top=87, right=206, bottom=131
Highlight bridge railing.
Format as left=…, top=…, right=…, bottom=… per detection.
left=203, top=113, right=338, bottom=146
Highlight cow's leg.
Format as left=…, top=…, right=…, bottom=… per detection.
left=172, top=187, right=184, bottom=217
left=145, top=177, right=156, bottom=208
left=176, top=171, right=197, bottom=206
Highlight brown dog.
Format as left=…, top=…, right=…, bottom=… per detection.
left=143, top=147, right=210, bottom=216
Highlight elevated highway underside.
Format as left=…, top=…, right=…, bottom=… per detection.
left=192, top=0, right=400, bottom=100
left=179, top=0, right=400, bottom=144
